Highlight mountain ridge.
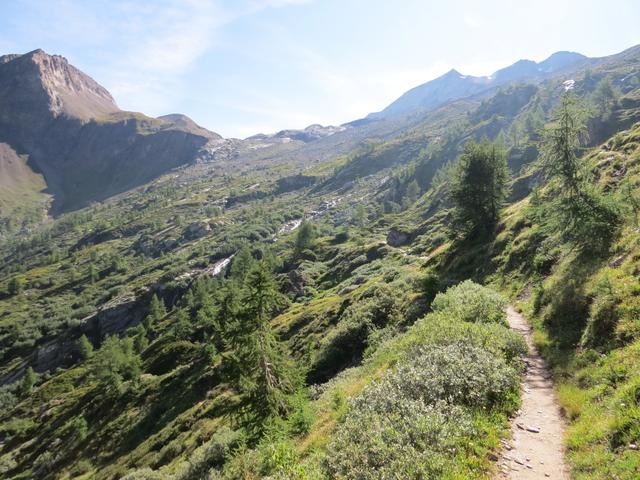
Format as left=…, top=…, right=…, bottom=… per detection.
left=369, top=50, right=587, bottom=119
left=0, top=49, right=222, bottom=217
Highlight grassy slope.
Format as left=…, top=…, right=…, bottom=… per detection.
left=424, top=123, right=640, bottom=479
left=0, top=144, right=50, bottom=234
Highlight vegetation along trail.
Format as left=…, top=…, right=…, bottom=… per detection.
left=497, top=306, right=570, bottom=479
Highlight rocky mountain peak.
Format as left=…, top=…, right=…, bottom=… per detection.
left=0, top=48, right=118, bottom=121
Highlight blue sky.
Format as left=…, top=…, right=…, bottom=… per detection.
left=1, top=0, right=639, bottom=138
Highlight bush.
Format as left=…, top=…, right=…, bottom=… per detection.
left=287, top=392, right=315, bottom=435
left=120, top=468, right=165, bottom=480
left=325, top=331, right=521, bottom=479
left=556, top=190, right=621, bottom=254
left=176, top=426, right=241, bottom=480
left=362, top=343, right=519, bottom=411
left=431, top=280, right=507, bottom=324
left=400, top=313, right=527, bottom=364
left=580, top=274, right=619, bottom=348
left=326, top=400, right=473, bottom=479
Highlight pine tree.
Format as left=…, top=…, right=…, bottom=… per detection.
left=294, top=220, right=315, bottom=255
left=173, top=308, right=192, bottom=341
left=508, top=122, right=522, bottom=148
left=93, top=336, right=141, bottom=393
left=541, top=93, right=588, bottom=198
left=234, top=262, right=298, bottom=438
left=78, top=334, right=94, bottom=360
left=591, top=76, right=619, bottom=116
left=405, top=179, right=420, bottom=206
left=133, top=324, right=149, bottom=353
left=8, top=276, right=25, bottom=296
left=539, top=93, right=620, bottom=251
left=21, top=367, right=36, bottom=395
left=353, top=204, right=367, bottom=228
left=231, top=245, right=254, bottom=281
left=88, top=264, right=98, bottom=284
left=145, top=294, right=166, bottom=330
left=450, top=141, right=510, bottom=238
left=195, top=296, right=221, bottom=346
left=219, top=281, right=241, bottom=347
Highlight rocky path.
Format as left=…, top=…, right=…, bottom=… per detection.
left=496, top=306, right=570, bottom=479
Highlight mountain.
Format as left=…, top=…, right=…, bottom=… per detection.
left=0, top=41, right=639, bottom=479
left=0, top=49, right=221, bottom=217
left=370, top=51, right=587, bottom=119
left=247, top=123, right=348, bottom=142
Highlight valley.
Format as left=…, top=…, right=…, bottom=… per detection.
left=0, top=39, right=639, bottom=480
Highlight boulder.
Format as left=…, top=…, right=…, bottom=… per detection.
left=386, top=228, right=411, bottom=247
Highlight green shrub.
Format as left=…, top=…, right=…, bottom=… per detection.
left=365, top=343, right=519, bottom=410
left=431, top=280, right=507, bottom=324
left=176, top=426, right=242, bottom=480
left=287, top=392, right=315, bottom=435
left=326, top=400, right=473, bottom=479
left=120, top=468, right=165, bottom=480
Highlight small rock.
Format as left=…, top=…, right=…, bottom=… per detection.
left=526, top=426, right=541, bottom=433
left=545, top=474, right=551, bottom=477
left=526, top=464, right=533, bottom=469
left=516, top=422, right=526, bottom=430
left=629, top=443, right=639, bottom=450
left=514, top=458, right=526, bottom=466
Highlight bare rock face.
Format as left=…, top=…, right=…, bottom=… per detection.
left=386, top=227, right=411, bottom=247
left=0, top=49, right=222, bottom=215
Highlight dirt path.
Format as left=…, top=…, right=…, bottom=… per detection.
left=496, top=306, right=570, bottom=479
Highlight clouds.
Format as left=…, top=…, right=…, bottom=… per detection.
left=100, top=1, right=227, bottom=112
left=1, top=0, right=314, bottom=123
left=97, top=0, right=315, bottom=118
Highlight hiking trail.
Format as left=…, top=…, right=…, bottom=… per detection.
left=496, top=306, right=570, bottom=479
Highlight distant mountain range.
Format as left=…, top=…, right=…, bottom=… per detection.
left=0, top=45, right=634, bottom=223
left=369, top=51, right=587, bottom=118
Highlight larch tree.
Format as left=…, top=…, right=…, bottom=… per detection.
left=234, top=261, right=299, bottom=438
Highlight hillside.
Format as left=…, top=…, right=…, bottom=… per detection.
left=368, top=50, right=587, bottom=119
left=0, top=50, right=222, bottom=226
left=0, top=42, right=639, bottom=480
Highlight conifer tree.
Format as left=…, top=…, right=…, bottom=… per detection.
left=21, top=367, right=36, bottom=396
left=405, top=179, right=420, bottom=206
left=234, top=261, right=298, bottom=437
left=450, top=141, right=510, bottom=238
left=218, top=281, right=241, bottom=347
left=230, top=245, right=254, bottom=281
left=539, top=93, right=620, bottom=251
left=93, top=336, right=141, bottom=393
left=591, top=76, right=619, bottom=116
left=8, top=276, right=25, bottom=296
left=145, top=294, right=166, bottom=330
left=78, top=334, right=94, bottom=360
left=541, top=93, right=588, bottom=198
left=353, top=204, right=367, bottom=228
left=294, top=220, right=315, bottom=255
left=173, top=308, right=192, bottom=341
left=89, top=264, right=98, bottom=284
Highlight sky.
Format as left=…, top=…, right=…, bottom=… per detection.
left=1, top=0, right=639, bottom=138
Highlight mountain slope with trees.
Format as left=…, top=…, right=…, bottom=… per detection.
left=0, top=43, right=639, bottom=479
